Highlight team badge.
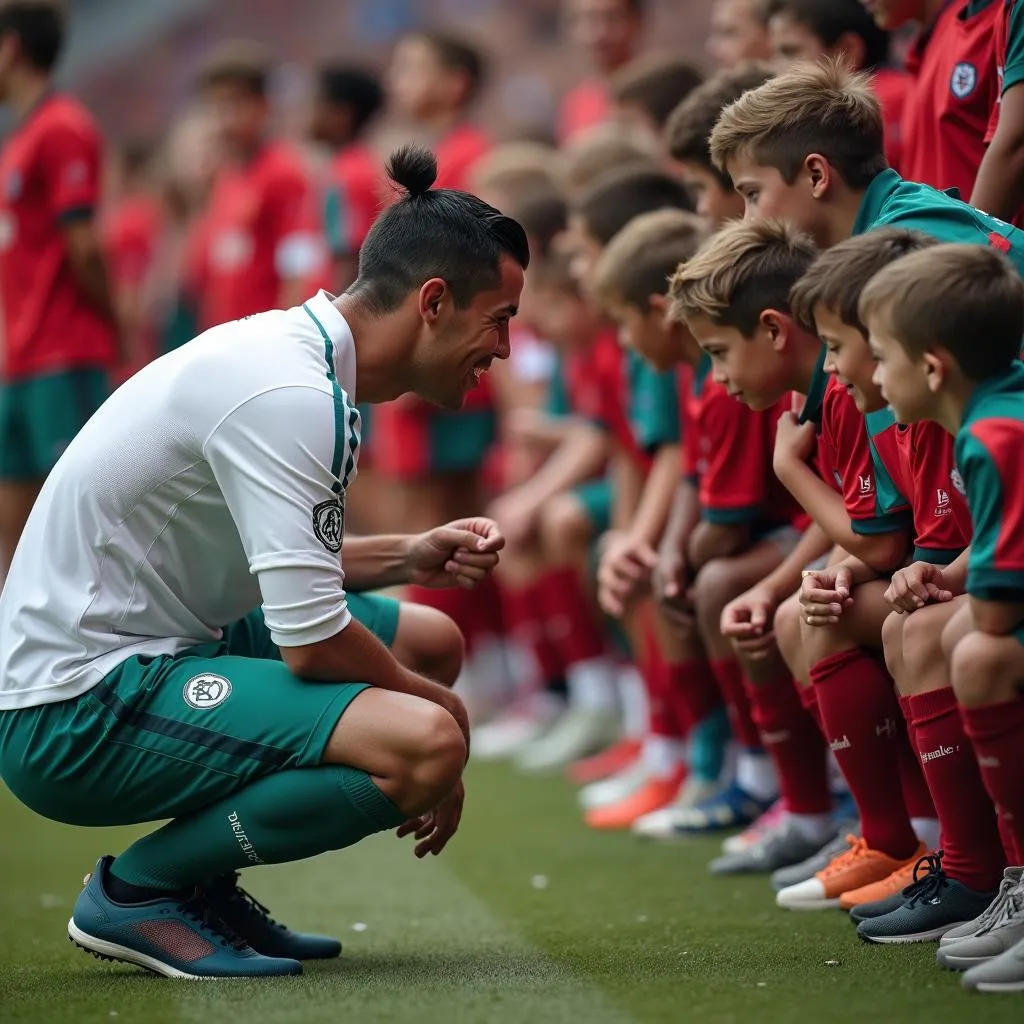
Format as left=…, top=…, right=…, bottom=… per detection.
left=183, top=673, right=232, bottom=710
left=951, top=468, right=966, bottom=496
left=313, top=496, right=345, bottom=552
left=950, top=62, right=977, bottom=100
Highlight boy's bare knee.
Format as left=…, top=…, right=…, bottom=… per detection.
left=951, top=632, right=1014, bottom=709
left=538, top=494, right=591, bottom=559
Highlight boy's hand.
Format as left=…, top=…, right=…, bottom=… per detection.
left=885, top=561, right=955, bottom=613
left=653, top=547, right=695, bottom=630
left=800, top=565, right=854, bottom=626
left=720, top=583, right=780, bottom=659
left=598, top=533, right=659, bottom=618
left=772, top=411, right=818, bottom=474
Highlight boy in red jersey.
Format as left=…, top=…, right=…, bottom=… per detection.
left=196, top=42, right=322, bottom=330
left=0, top=0, right=119, bottom=573
left=791, top=230, right=1005, bottom=943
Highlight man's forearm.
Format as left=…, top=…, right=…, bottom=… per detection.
left=342, top=535, right=413, bottom=591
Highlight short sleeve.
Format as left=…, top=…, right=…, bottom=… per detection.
left=204, top=385, right=361, bottom=648
left=39, top=120, right=102, bottom=221
left=1004, top=1, right=1024, bottom=94
left=629, top=353, right=681, bottom=451
left=908, top=423, right=970, bottom=564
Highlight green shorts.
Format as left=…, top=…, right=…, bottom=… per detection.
left=0, top=368, right=109, bottom=480
left=572, top=478, right=612, bottom=536
left=347, top=591, right=401, bottom=647
left=0, top=597, right=401, bottom=829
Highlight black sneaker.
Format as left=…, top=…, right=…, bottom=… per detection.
left=849, top=889, right=910, bottom=924
left=206, top=873, right=342, bottom=961
left=856, top=852, right=998, bottom=945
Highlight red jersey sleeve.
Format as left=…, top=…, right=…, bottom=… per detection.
left=904, top=421, right=972, bottom=562
left=39, top=118, right=102, bottom=221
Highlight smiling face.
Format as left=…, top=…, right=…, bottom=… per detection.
left=866, top=311, right=936, bottom=424
left=814, top=304, right=885, bottom=413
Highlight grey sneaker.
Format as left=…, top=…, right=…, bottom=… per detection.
left=856, top=853, right=998, bottom=945
left=962, top=935, right=1024, bottom=993
left=516, top=707, right=621, bottom=774
left=709, top=816, right=835, bottom=876
left=942, top=873, right=1024, bottom=972
left=939, top=867, right=1024, bottom=950
left=770, top=821, right=860, bottom=892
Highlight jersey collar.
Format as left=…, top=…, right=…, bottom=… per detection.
left=798, top=346, right=829, bottom=427
left=304, top=290, right=356, bottom=394
left=961, top=361, right=1024, bottom=427
left=852, top=169, right=903, bottom=237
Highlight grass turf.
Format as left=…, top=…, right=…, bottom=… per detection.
left=1, top=761, right=1020, bottom=1023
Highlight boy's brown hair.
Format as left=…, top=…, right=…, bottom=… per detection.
left=576, top=163, right=692, bottom=246
left=592, top=209, right=708, bottom=313
left=406, top=30, right=486, bottom=105
left=668, top=218, right=817, bottom=336
left=530, top=247, right=581, bottom=298
left=472, top=142, right=560, bottom=204
left=560, top=121, right=661, bottom=197
left=198, top=39, right=271, bottom=97
left=790, top=228, right=936, bottom=335
left=508, top=189, right=568, bottom=261
left=664, top=62, right=775, bottom=186
left=609, top=52, right=704, bottom=130
left=709, top=58, right=887, bottom=190
left=858, top=244, right=1024, bottom=382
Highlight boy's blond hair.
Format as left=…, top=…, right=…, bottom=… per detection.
left=859, top=244, right=1024, bottom=382
left=790, top=228, right=936, bottom=335
left=559, top=120, right=661, bottom=197
left=709, top=58, right=887, bottom=189
left=668, top=218, right=817, bottom=336
left=592, top=209, right=708, bottom=313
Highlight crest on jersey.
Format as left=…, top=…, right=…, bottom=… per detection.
left=183, top=673, right=232, bottom=710
left=951, top=468, right=966, bottom=496
left=313, top=496, right=345, bottom=552
left=950, top=62, right=977, bottom=100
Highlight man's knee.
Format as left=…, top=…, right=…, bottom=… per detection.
left=396, top=703, right=467, bottom=816
left=393, top=603, right=466, bottom=687
left=538, top=493, right=591, bottom=559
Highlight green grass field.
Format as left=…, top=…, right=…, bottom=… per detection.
left=1, top=761, right=1019, bottom=1023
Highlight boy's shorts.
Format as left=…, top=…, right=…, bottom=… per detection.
left=572, top=478, right=612, bottom=536
left=0, top=594, right=403, bottom=830
left=0, top=368, right=109, bottom=480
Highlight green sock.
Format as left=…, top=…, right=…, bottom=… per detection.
left=688, top=706, right=731, bottom=784
left=112, top=766, right=405, bottom=890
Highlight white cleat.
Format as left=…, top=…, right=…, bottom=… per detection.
left=630, top=779, right=722, bottom=841
left=515, top=707, right=621, bottom=774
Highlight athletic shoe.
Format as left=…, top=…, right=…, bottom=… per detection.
left=579, top=757, right=648, bottom=811
left=720, top=799, right=787, bottom=856
left=770, top=823, right=860, bottom=892
left=776, top=836, right=926, bottom=911
left=585, top=766, right=687, bottom=830
left=206, top=873, right=340, bottom=960
left=848, top=889, right=912, bottom=925
left=630, top=778, right=722, bottom=841
left=856, top=853, right=997, bottom=944
left=939, top=867, right=1024, bottom=953
left=516, top=707, right=620, bottom=774
left=841, top=858, right=918, bottom=912
left=68, top=857, right=302, bottom=978
left=962, top=935, right=1024, bottom=993
left=709, top=815, right=833, bottom=875
left=939, top=871, right=1024, bottom=971
left=659, top=782, right=774, bottom=836
left=472, top=696, right=562, bottom=761
left=567, top=737, right=643, bottom=786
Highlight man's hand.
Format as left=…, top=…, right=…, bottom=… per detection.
left=800, top=565, right=854, bottom=626
left=720, top=583, right=780, bottom=659
left=772, top=411, right=818, bottom=476
left=885, top=561, right=954, bottom=614
left=396, top=780, right=465, bottom=858
left=598, top=533, right=659, bottom=618
left=406, top=518, right=505, bottom=589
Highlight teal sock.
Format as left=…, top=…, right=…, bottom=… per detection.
left=112, top=766, right=405, bottom=890
left=688, top=706, right=731, bottom=783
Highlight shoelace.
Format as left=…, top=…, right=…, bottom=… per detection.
left=820, top=835, right=869, bottom=877
left=221, top=873, right=287, bottom=934
left=179, top=888, right=250, bottom=951
left=968, top=875, right=1020, bottom=936
left=980, top=884, right=1024, bottom=935
left=903, top=852, right=948, bottom=908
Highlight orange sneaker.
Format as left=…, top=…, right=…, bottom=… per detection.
left=775, top=836, right=926, bottom=911
left=568, top=738, right=643, bottom=786
left=584, top=766, right=686, bottom=830
left=839, top=857, right=920, bottom=911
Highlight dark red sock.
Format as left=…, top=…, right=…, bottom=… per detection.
left=895, top=696, right=936, bottom=821
left=799, top=684, right=825, bottom=734
left=907, top=689, right=1005, bottom=890
left=666, top=661, right=722, bottom=734
left=501, top=580, right=564, bottom=686
left=405, top=585, right=473, bottom=632
left=747, top=674, right=831, bottom=814
left=961, top=698, right=1024, bottom=867
left=810, top=648, right=918, bottom=859
left=536, top=566, right=607, bottom=668
left=646, top=644, right=684, bottom=739
left=709, top=659, right=761, bottom=748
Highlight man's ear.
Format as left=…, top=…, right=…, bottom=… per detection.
left=419, top=278, right=447, bottom=322
left=760, top=308, right=790, bottom=351
left=805, top=153, right=833, bottom=200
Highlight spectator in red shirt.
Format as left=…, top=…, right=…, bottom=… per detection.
left=196, top=42, right=323, bottom=330
left=0, top=1, right=119, bottom=574
left=557, top=0, right=647, bottom=143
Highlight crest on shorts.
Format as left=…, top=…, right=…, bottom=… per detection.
left=951, top=467, right=966, bottom=496
left=313, top=496, right=344, bottom=552
left=183, top=673, right=232, bottom=710
left=950, top=62, right=977, bottom=100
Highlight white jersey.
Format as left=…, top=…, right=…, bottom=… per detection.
left=0, top=291, right=360, bottom=710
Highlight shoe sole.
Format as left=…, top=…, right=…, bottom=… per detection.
left=858, top=921, right=966, bottom=945
left=971, top=981, right=1024, bottom=993
left=938, top=952, right=994, bottom=971
left=67, top=919, right=300, bottom=979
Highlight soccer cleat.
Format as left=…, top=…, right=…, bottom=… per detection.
left=856, top=853, right=997, bottom=944
left=516, top=707, right=621, bottom=774
left=657, top=782, right=773, bottom=836
left=471, top=698, right=561, bottom=762
left=68, top=857, right=302, bottom=978
left=578, top=757, right=648, bottom=811
left=567, top=737, right=643, bottom=786
left=939, top=867, right=1024, bottom=951
left=630, top=778, right=722, bottom=841
left=205, top=873, right=341, bottom=960
left=720, top=799, right=788, bottom=856
left=709, top=815, right=833, bottom=876
left=770, top=823, right=860, bottom=892
left=841, top=858, right=918, bottom=912
left=585, top=766, right=687, bottom=830
left=939, top=871, right=1024, bottom=971
left=961, top=935, right=1024, bottom=993
left=775, top=836, right=926, bottom=911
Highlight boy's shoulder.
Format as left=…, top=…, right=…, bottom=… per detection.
left=960, top=362, right=1024, bottom=438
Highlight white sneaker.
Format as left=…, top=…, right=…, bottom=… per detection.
left=471, top=699, right=562, bottom=761
left=631, top=779, right=721, bottom=840
left=515, top=707, right=621, bottom=774
left=579, top=758, right=648, bottom=811
left=940, top=870, right=1024, bottom=974
left=721, top=799, right=787, bottom=855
